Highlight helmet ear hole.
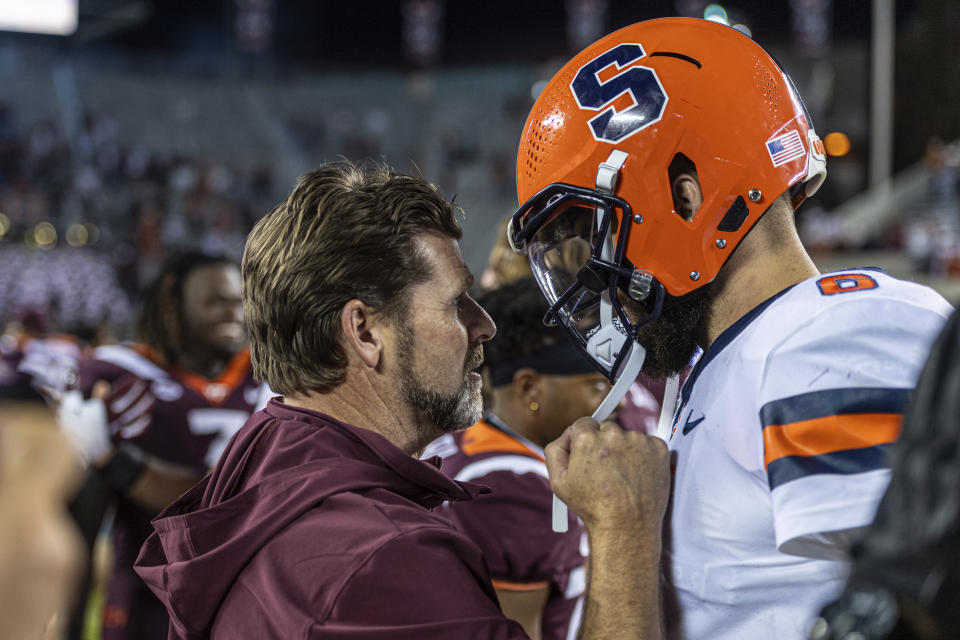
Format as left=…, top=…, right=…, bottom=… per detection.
left=668, top=153, right=701, bottom=221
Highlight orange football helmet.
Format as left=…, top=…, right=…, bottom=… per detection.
left=508, top=17, right=826, bottom=383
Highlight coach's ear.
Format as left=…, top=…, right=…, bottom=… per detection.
left=340, top=300, right=384, bottom=369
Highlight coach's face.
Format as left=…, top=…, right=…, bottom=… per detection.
left=393, top=234, right=496, bottom=446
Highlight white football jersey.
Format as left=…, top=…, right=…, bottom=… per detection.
left=663, top=270, right=952, bottom=640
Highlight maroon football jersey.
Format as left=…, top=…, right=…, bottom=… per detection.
left=424, top=415, right=587, bottom=640
left=75, top=343, right=270, bottom=640
left=77, top=344, right=270, bottom=470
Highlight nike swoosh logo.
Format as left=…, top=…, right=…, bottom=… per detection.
left=682, top=414, right=706, bottom=435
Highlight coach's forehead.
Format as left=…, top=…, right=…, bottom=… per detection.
left=416, top=234, right=473, bottom=291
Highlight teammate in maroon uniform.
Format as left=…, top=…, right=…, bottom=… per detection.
left=424, top=277, right=610, bottom=640
left=62, top=252, right=270, bottom=640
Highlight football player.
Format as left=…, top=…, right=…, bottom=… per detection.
left=60, top=252, right=270, bottom=640
left=424, top=277, right=606, bottom=640
left=508, top=17, right=953, bottom=639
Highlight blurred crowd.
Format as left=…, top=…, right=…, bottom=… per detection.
left=0, top=75, right=525, bottom=337
left=901, top=138, right=960, bottom=274
left=801, top=137, right=960, bottom=276
left=0, top=100, right=276, bottom=330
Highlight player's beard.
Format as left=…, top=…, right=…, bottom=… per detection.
left=395, top=321, right=484, bottom=434
left=623, top=282, right=713, bottom=380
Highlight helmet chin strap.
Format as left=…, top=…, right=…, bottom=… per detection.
left=583, top=148, right=637, bottom=380
left=553, top=149, right=648, bottom=533
left=589, top=148, right=645, bottom=420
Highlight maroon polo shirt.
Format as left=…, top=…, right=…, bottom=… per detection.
left=135, top=399, right=528, bottom=639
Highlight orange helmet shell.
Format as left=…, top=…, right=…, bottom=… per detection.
left=516, top=17, right=826, bottom=296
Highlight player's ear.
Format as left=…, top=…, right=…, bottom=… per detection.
left=512, top=368, right=542, bottom=403
left=672, top=173, right=703, bottom=221
left=340, top=300, right=383, bottom=369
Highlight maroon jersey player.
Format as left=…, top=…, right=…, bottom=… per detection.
left=425, top=418, right=587, bottom=640
left=77, top=344, right=266, bottom=471
left=424, top=278, right=609, bottom=640
left=63, top=252, right=269, bottom=640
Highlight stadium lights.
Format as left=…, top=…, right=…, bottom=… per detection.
left=66, top=223, right=88, bottom=247
left=33, top=222, right=57, bottom=248
left=0, top=0, right=78, bottom=36
left=84, top=222, right=100, bottom=245
left=824, top=132, right=852, bottom=157
left=704, top=4, right=729, bottom=25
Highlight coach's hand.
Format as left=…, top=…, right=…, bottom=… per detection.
left=545, top=417, right=670, bottom=536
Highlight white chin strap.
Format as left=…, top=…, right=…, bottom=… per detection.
left=583, top=147, right=631, bottom=380
left=553, top=149, right=641, bottom=533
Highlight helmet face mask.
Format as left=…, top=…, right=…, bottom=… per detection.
left=511, top=17, right=827, bottom=380
left=512, top=182, right=664, bottom=383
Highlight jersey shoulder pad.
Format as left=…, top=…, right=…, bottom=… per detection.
left=90, top=344, right=169, bottom=382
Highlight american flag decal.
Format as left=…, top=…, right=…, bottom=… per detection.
left=766, top=130, right=805, bottom=167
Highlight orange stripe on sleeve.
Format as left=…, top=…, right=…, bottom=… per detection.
left=763, top=412, right=902, bottom=469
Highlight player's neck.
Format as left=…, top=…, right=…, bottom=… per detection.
left=488, top=395, right=548, bottom=449
left=176, top=350, right=230, bottom=379
left=700, top=218, right=819, bottom=350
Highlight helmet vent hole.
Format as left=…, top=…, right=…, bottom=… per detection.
left=717, top=196, right=749, bottom=232
left=754, top=61, right=779, bottom=113
left=524, top=105, right=567, bottom=184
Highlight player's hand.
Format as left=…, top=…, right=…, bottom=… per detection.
left=545, top=417, right=670, bottom=537
left=57, top=385, right=113, bottom=466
